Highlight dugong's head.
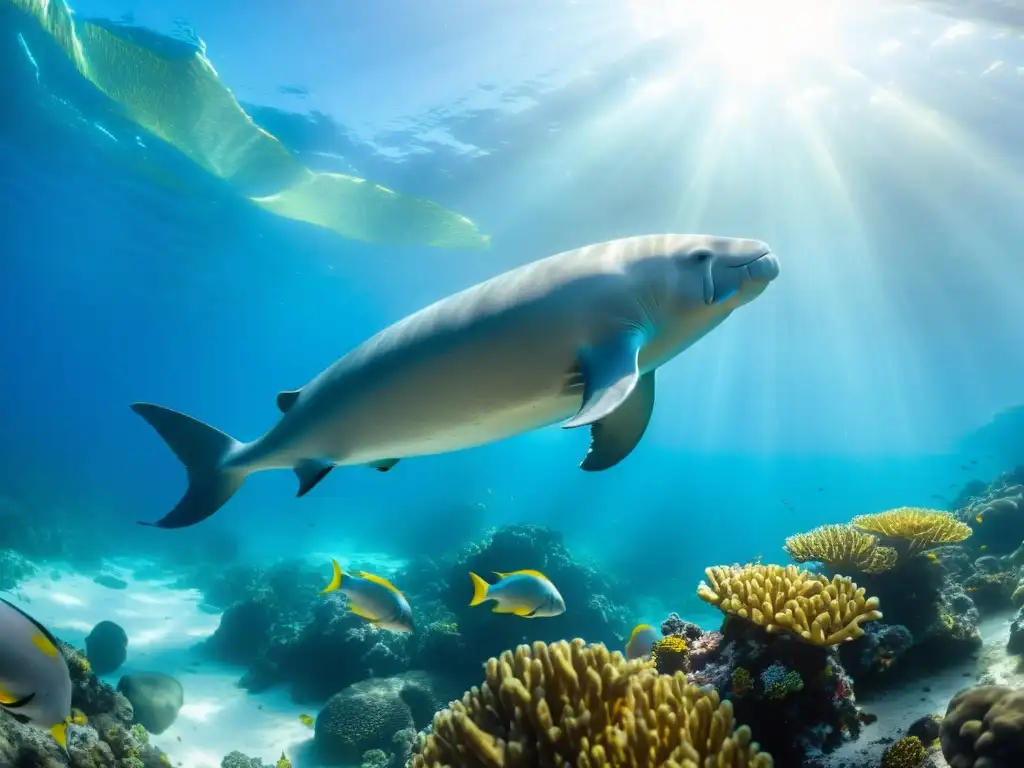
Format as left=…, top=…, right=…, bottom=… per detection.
left=661, top=234, right=779, bottom=309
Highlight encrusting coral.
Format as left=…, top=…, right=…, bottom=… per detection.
left=650, top=636, right=689, bottom=676
left=696, top=564, right=882, bottom=646
left=783, top=524, right=898, bottom=574
left=409, top=638, right=773, bottom=768
left=851, top=508, right=972, bottom=558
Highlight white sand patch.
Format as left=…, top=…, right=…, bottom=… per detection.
left=6, top=559, right=329, bottom=767
left=822, top=611, right=1020, bottom=767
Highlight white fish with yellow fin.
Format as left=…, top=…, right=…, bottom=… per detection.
left=321, top=559, right=414, bottom=632
left=0, top=597, right=72, bottom=750
left=625, top=624, right=659, bottom=660
left=469, top=570, right=565, bottom=618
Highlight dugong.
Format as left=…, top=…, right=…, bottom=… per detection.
left=132, top=234, right=779, bottom=528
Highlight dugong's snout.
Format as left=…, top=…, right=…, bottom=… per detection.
left=705, top=244, right=779, bottom=305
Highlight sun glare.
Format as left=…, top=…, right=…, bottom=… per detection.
left=629, top=0, right=844, bottom=85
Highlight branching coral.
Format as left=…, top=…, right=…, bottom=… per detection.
left=851, top=508, right=972, bottom=557
left=881, top=735, right=925, bottom=768
left=783, top=524, right=897, bottom=574
left=410, top=638, right=773, bottom=767
left=650, top=636, right=688, bottom=676
left=697, top=564, right=882, bottom=646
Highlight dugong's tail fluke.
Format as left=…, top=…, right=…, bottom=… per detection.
left=130, top=403, right=248, bottom=529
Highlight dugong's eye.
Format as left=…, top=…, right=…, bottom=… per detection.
left=692, top=250, right=713, bottom=262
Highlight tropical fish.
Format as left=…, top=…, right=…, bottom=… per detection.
left=298, top=713, right=314, bottom=728
left=130, top=234, right=779, bottom=529
left=0, top=597, right=73, bottom=750
left=468, top=570, right=566, bottom=618
left=70, top=708, right=88, bottom=725
left=625, top=624, right=659, bottom=660
left=320, top=560, right=414, bottom=632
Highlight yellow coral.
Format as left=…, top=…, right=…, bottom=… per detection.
left=783, top=524, right=897, bottom=574
left=697, top=564, right=882, bottom=646
left=851, top=508, right=971, bottom=557
left=650, top=636, right=688, bottom=675
left=881, top=735, right=925, bottom=768
left=410, top=638, right=773, bottom=768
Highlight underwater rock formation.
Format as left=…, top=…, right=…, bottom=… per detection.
left=116, top=672, right=184, bottom=735
left=314, top=672, right=451, bottom=766
left=940, top=684, right=1024, bottom=767
left=439, top=524, right=632, bottom=664
left=0, top=548, right=37, bottom=592
left=0, top=640, right=170, bottom=767
left=409, top=638, right=772, bottom=767
left=85, top=621, right=129, bottom=676
left=957, top=467, right=1024, bottom=556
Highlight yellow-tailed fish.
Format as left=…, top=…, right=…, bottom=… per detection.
left=468, top=570, right=565, bottom=618
left=298, top=713, right=314, bottom=728
left=321, top=560, right=414, bottom=632
left=0, top=597, right=72, bottom=751
left=625, top=624, right=659, bottom=660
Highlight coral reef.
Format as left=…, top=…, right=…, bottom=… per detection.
left=881, top=736, right=926, bottom=768
left=314, top=672, right=450, bottom=766
left=0, top=640, right=171, bottom=767
left=409, top=638, right=772, bottom=767
left=696, top=564, right=882, bottom=645
left=680, top=616, right=860, bottom=764
left=784, top=524, right=897, bottom=574
left=940, top=685, right=1024, bottom=768
left=958, top=467, right=1024, bottom=555
left=851, top=508, right=972, bottom=560
left=650, top=635, right=689, bottom=675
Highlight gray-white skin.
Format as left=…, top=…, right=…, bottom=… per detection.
left=132, top=233, right=779, bottom=529
left=0, top=598, right=72, bottom=750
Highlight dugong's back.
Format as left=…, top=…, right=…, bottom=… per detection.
left=295, top=237, right=667, bottom=460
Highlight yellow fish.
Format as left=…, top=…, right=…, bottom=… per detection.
left=298, top=713, right=314, bottom=728
left=468, top=570, right=565, bottom=618
left=976, top=514, right=984, bottom=524
left=624, top=624, right=659, bottom=660
left=70, top=708, right=88, bottom=725
left=321, top=560, right=414, bottom=632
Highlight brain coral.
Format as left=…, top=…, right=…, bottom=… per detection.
left=696, top=564, right=882, bottom=646
left=410, top=638, right=772, bottom=768
left=851, top=508, right=971, bottom=557
left=784, top=524, right=897, bottom=574
left=940, top=685, right=1024, bottom=768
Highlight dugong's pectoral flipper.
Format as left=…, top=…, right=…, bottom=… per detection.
left=562, top=329, right=654, bottom=470
left=579, top=371, right=655, bottom=471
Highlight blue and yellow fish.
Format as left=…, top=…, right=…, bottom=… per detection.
left=321, top=560, right=414, bottom=632
left=468, top=570, right=565, bottom=618
left=625, top=624, right=659, bottom=660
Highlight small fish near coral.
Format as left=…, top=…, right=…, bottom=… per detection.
left=130, top=234, right=779, bottom=529
left=469, top=570, right=566, bottom=618
left=624, top=623, right=660, bottom=660
left=297, top=713, right=314, bottom=728
left=320, top=559, right=414, bottom=632
left=0, top=596, right=73, bottom=751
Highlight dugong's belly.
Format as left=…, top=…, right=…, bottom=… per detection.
left=301, top=317, right=588, bottom=464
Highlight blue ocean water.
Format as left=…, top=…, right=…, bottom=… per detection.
left=2, top=1, right=1024, bottom=766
